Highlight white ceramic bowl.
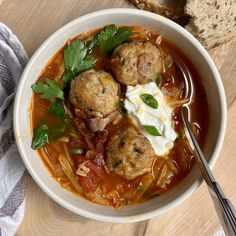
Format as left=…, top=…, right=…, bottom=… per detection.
left=14, top=8, right=227, bottom=223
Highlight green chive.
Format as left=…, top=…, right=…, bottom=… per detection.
left=176, top=131, right=181, bottom=139
left=70, top=149, right=83, bottom=154
left=140, top=93, right=158, bottom=109
left=142, top=125, right=162, bottom=136
left=117, top=102, right=128, bottom=117
left=69, top=130, right=78, bottom=138
left=156, top=74, right=163, bottom=86
left=113, top=159, right=122, bottom=168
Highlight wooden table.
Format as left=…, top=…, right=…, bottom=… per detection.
left=1, top=1, right=236, bottom=235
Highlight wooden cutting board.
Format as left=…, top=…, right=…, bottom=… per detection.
left=0, top=0, right=235, bottom=235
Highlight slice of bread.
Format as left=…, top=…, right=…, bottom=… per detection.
left=130, top=0, right=187, bottom=20
left=130, top=0, right=236, bottom=49
left=185, top=0, right=236, bottom=48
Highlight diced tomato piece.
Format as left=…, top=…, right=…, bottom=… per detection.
left=86, top=161, right=104, bottom=178
left=79, top=161, right=104, bottom=192
left=79, top=172, right=98, bottom=192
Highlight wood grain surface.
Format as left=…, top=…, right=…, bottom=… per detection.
left=0, top=1, right=235, bottom=235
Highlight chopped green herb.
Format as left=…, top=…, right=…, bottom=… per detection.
left=140, top=93, right=158, bottom=109
left=31, top=78, right=64, bottom=100
left=70, top=149, right=83, bottom=154
left=31, top=122, right=67, bottom=150
left=113, top=159, right=122, bottom=168
left=69, top=129, right=78, bottom=138
left=63, top=39, right=96, bottom=85
left=156, top=74, right=163, bottom=86
left=176, top=131, right=181, bottom=139
left=48, top=100, right=67, bottom=118
left=98, top=24, right=132, bottom=53
left=31, top=123, right=50, bottom=149
left=117, top=101, right=128, bottom=117
left=142, top=125, right=162, bottom=136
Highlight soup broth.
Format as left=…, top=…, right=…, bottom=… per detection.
left=31, top=25, right=208, bottom=207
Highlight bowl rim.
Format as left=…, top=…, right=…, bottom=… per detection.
left=13, top=8, right=227, bottom=223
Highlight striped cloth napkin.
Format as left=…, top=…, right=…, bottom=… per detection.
left=0, top=22, right=28, bottom=236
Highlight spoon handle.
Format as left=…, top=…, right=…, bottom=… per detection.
left=181, top=107, right=236, bottom=236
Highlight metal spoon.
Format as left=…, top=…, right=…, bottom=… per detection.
left=181, top=106, right=236, bottom=236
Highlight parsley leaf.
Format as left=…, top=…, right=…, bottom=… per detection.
left=63, top=70, right=75, bottom=87
left=63, top=39, right=96, bottom=86
left=49, top=124, right=67, bottom=140
left=31, top=78, right=64, bottom=100
left=31, top=123, right=50, bottom=149
left=97, top=24, right=118, bottom=52
left=102, top=28, right=132, bottom=53
left=76, top=55, right=96, bottom=74
left=86, top=35, right=99, bottom=53
left=98, top=25, right=132, bottom=53
left=31, top=122, right=67, bottom=150
left=48, top=100, right=67, bottom=118
left=64, top=39, right=87, bottom=72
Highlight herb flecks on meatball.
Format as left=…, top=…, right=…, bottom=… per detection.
left=69, top=70, right=119, bottom=118
left=106, top=126, right=156, bottom=180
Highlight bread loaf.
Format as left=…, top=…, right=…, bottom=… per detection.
left=130, top=0, right=236, bottom=49
left=130, top=0, right=186, bottom=20
left=185, top=0, right=236, bottom=48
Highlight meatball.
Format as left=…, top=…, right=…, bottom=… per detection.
left=69, top=70, right=119, bottom=118
left=110, top=42, right=163, bottom=86
left=106, top=126, right=156, bottom=180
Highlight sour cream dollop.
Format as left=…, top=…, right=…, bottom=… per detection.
left=124, top=82, right=177, bottom=156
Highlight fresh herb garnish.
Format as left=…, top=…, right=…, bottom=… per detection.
left=176, top=131, right=181, bottom=139
left=31, top=78, right=64, bottom=100
left=86, top=35, right=99, bottom=53
left=63, top=39, right=96, bottom=85
left=31, top=123, right=50, bottom=149
left=113, top=159, right=122, bottom=168
left=156, top=74, right=163, bottom=86
left=86, top=25, right=132, bottom=54
left=97, top=24, right=132, bottom=53
left=31, top=122, right=67, bottom=150
left=97, top=24, right=117, bottom=51
left=63, top=70, right=75, bottom=87
left=49, top=124, right=67, bottom=140
left=140, top=93, right=158, bottom=109
left=70, top=149, right=83, bottom=154
left=69, top=129, right=78, bottom=138
left=48, top=100, right=67, bottom=118
left=104, top=27, right=132, bottom=52
left=117, top=101, right=128, bottom=117
left=142, top=125, right=162, bottom=136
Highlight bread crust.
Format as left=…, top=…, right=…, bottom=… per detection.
left=130, top=0, right=186, bottom=20
left=185, top=0, right=236, bottom=49
left=130, top=0, right=236, bottom=49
